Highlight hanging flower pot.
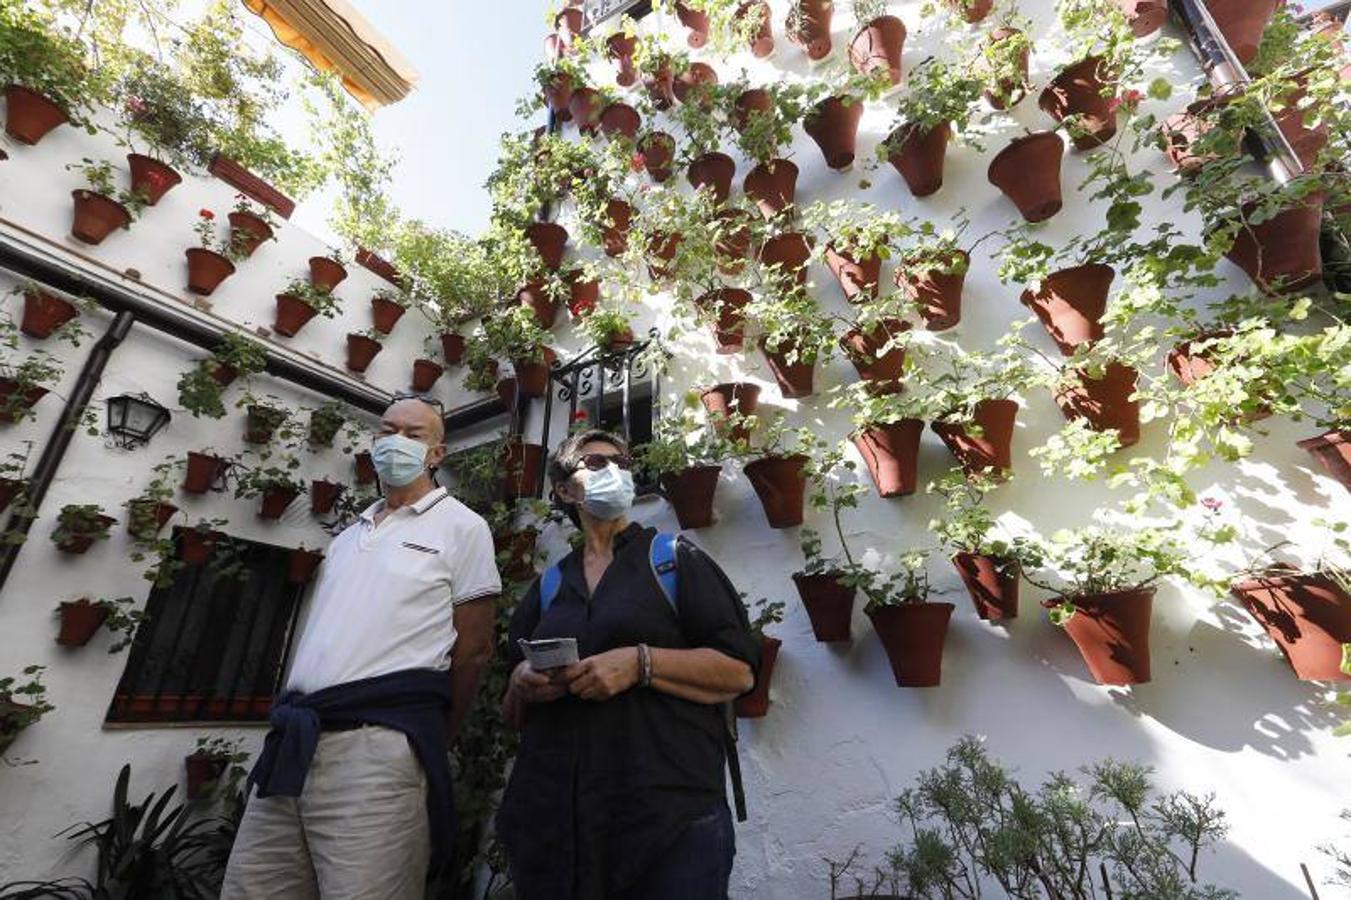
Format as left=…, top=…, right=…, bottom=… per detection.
left=126, top=154, right=182, bottom=206
left=0, top=478, right=22, bottom=514
left=496, top=377, right=518, bottom=409
left=57, top=599, right=109, bottom=647
left=1274, top=91, right=1328, bottom=172
left=931, top=398, right=1018, bottom=480
left=1054, top=363, right=1141, bottom=447
left=687, top=151, right=736, bottom=204
left=660, top=465, right=722, bottom=529
left=759, top=338, right=816, bottom=399
left=259, top=486, right=299, bottom=520
left=543, top=71, right=574, bottom=120
left=370, top=296, right=406, bottom=334
left=646, top=231, right=682, bottom=280
left=184, top=248, right=236, bottom=296
left=698, top=288, right=752, bottom=353
left=127, top=499, right=177, bottom=541
left=5, top=85, right=68, bottom=144
left=345, top=334, right=383, bottom=373
left=744, top=454, right=808, bottom=528
left=886, top=122, right=950, bottom=198
left=245, top=404, right=287, bottom=444
left=354, top=450, right=377, bottom=485
left=868, top=602, right=956, bottom=687
left=1119, top=0, right=1168, bottom=36
left=944, top=0, right=993, bottom=23
left=525, top=222, right=568, bottom=271
left=987, top=131, right=1064, bottom=222
left=852, top=419, right=924, bottom=497
left=568, top=88, right=605, bottom=135
left=606, top=33, right=639, bottom=87
left=1229, top=567, right=1351, bottom=681
left=519, top=280, right=561, bottom=329
left=731, top=88, right=774, bottom=133
left=0, top=380, right=48, bottom=424
left=440, top=332, right=467, bottom=366
left=513, top=348, right=557, bottom=399
left=638, top=131, right=677, bottom=182
left=501, top=438, right=546, bottom=500
left=840, top=320, right=908, bottom=393
left=1020, top=263, right=1115, bottom=356
left=182, top=452, right=222, bottom=494
left=736, top=1, right=776, bottom=58
left=207, top=361, right=238, bottom=387
left=273, top=293, right=319, bottom=337
left=20, top=289, right=78, bottom=339
left=848, top=16, right=905, bottom=86
left=953, top=552, right=1020, bottom=620
left=984, top=28, right=1029, bottom=109
left=178, top=528, right=222, bottom=565
left=1224, top=192, right=1324, bottom=294
left=701, top=382, right=760, bottom=444
left=759, top=232, right=814, bottom=287
left=824, top=244, right=882, bottom=301
left=311, top=479, right=341, bottom=515
left=55, top=514, right=116, bottom=554
left=1051, top=588, right=1155, bottom=685
left=228, top=211, right=273, bottom=258
left=743, top=159, right=799, bottom=220
left=286, top=548, right=324, bottom=584
left=804, top=95, right=865, bottom=170
left=897, top=250, right=968, bottom=331
left=70, top=190, right=131, bottom=245
left=675, top=1, right=711, bottom=47
left=604, top=328, right=636, bottom=352
left=599, top=102, right=641, bottom=141
left=184, top=752, right=226, bottom=800
left=792, top=571, right=857, bottom=641
left=308, top=256, right=347, bottom=291
left=555, top=6, right=584, bottom=39
left=1205, top=0, right=1279, bottom=65
left=1297, top=430, right=1351, bottom=491
left=495, top=527, right=540, bottom=582
left=735, top=635, right=781, bottom=717
left=1167, top=330, right=1234, bottom=387
left=1039, top=56, right=1118, bottom=152
left=673, top=62, right=719, bottom=107
left=602, top=198, right=633, bottom=257
left=411, top=359, right=444, bottom=392
left=786, top=0, right=833, bottom=60
left=566, top=270, right=600, bottom=317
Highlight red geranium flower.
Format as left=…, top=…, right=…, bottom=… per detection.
left=199, top=209, right=215, bottom=220
left=572, top=410, right=589, bottom=422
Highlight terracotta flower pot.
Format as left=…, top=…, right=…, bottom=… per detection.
left=793, top=571, right=856, bottom=641
left=868, top=603, right=956, bottom=687
left=440, top=332, right=467, bottom=367
left=1274, top=93, right=1328, bottom=172
left=737, top=1, right=776, bottom=58
left=853, top=420, right=924, bottom=497
left=987, top=131, right=1065, bottom=222
left=1054, top=587, right=1155, bottom=685
left=526, top=222, right=568, bottom=271
left=714, top=208, right=754, bottom=275
left=945, top=0, right=993, bottom=23
left=519, top=280, right=561, bottom=329
left=602, top=198, right=632, bottom=257
left=786, top=0, right=833, bottom=60
left=824, top=244, right=881, bottom=301
left=599, top=102, right=641, bottom=141
left=184, top=248, right=236, bottom=296
left=495, top=377, right=518, bottom=410
left=848, top=16, right=906, bottom=86
left=207, top=361, right=238, bottom=387
left=0, top=379, right=48, bottom=424
left=495, top=527, right=540, bottom=582
left=70, top=190, right=131, bottom=245
left=308, top=256, right=347, bottom=291
left=1229, top=568, right=1351, bottom=681
left=675, top=1, right=711, bottom=47
left=5, top=85, right=68, bottom=144
left=931, top=398, right=1018, bottom=480
left=1205, top=0, right=1279, bottom=65
left=0, top=478, right=23, bottom=514
left=701, top=382, right=760, bottom=444
left=643, top=62, right=676, bottom=111
left=1039, top=56, right=1118, bottom=152
left=759, top=338, right=816, bottom=398
left=555, top=6, right=584, bottom=39
left=513, top=349, right=557, bottom=398
left=245, top=404, right=287, bottom=443
left=1297, top=430, right=1351, bottom=491
left=673, top=62, right=719, bottom=107
left=228, top=211, right=273, bottom=258
left=735, top=635, right=781, bottom=717
left=184, top=753, right=226, bottom=800
left=286, top=548, right=324, bottom=584
left=126, top=154, right=182, bottom=205
left=1054, top=363, right=1141, bottom=447
left=543, top=71, right=573, bottom=120
left=744, top=159, right=798, bottom=220
left=566, top=270, right=600, bottom=318
left=953, top=552, right=1020, bottom=620
left=887, top=122, right=950, bottom=197
left=272, top=294, right=318, bottom=337
left=1167, top=330, right=1234, bottom=386
left=410, top=359, right=444, bottom=392
left=178, top=528, right=221, bottom=565
left=745, top=454, right=808, bottom=528
left=646, top=231, right=682, bottom=281
left=1225, top=192, right=1324, bottom=294
left=1119, top=0, right=1168, bottom=36
left=127, top=499, right=177, bottom=541
left=370, top=297, right=406, bottom=334
left=1161, top=99, right=1227, bottom=175
left=501, top=439, right=545, bottom=500
left=568, top=88, right=604, bottom=135
left=259, top=487, right=299, bottom=520
left=20, top=289, right=78, bottom=339
left=57, top=599, right=109, bottom=647
left=687, top=151, right=736, bottom=203
left=1020, top=263, right=1115, bottom=356
left=56, top=515, right=116, bottom=554
left=638, top=132, right=677, bottom=182
left=660, top=465, right=722, bottom=529
left=840, top=320, right=908, bottom=392
left=699, top=288, right=752, bottom=353
left=804, top=96, right=865, bottom=170
left=311, top=479, right=341, bottom=515
left=182, top=452, right=222, bottom=494
left=606, top=33, right=639, bottom=87
left=354, top=451, right=377, bottom=485
left=759, top=232, right=814, bottom=287
left=897, top=250, right=968, bottom=331
left=984, top=28, right=1030, bottom=110
left=731, top=88, right=774, bottom=133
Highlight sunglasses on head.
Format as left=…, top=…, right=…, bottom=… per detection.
left=393, top=391, right=445, bottom=414
left=574, top=452, right=631, bottom=472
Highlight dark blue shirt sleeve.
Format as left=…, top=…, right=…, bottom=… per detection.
left=674, top=539, right=761, bottom=682
left=506, top=578, right=543, bottom=668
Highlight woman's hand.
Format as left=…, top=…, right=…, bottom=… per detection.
left=509, top=660, right=568, bottom=705
left=562, top=648, right=640, bottom=701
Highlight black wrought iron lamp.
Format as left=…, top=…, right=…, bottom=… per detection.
left=105, top=392, right=171, bottom=449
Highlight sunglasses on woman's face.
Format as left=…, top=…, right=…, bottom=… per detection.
left=575, top=452, right=632, bottom=472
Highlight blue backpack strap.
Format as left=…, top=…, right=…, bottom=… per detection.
left=539, top=564, right=563, bottom=614
left=648, top=532, right=679, bottom=612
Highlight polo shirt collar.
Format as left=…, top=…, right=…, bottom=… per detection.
left=359, top=486, right=449, bottom=523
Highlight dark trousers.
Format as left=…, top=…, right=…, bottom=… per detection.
left=614, top=802, right=735, bottom=900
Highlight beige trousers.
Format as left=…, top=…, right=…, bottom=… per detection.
left=221, top=726, right=431, bottom=900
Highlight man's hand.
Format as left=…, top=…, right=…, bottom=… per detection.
left=562, top=648, right=640, bottom=701
left=509, top=660, right=568, bottom=704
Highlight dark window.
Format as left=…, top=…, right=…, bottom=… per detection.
left=106, top=528, right=305, bottom=724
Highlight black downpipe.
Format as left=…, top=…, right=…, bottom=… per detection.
left=0, top=311, right=134, bottom=593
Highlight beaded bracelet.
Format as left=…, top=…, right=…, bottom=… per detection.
left=637, top=643, right=653, bottom=688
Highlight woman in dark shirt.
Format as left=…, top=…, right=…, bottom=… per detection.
left=496, top=429, right=760, bottom=900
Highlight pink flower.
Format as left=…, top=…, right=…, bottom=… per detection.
left=1200, top=497, right=1223, bottom=512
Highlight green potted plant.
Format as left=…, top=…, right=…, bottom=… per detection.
left=0, top=665, right=53, bottom=757
left=977, top=11, right=1033, bottom=110
left=835, top=309, right=911, bottom=394
left=833, top=381, right=927, bottom=497
left=185, top=736, right=249, bottom=800
left=14, top=283, right=88, bottom=342
left=55, top=596, right=143, bottom=652
left=734, top=595, right=786, bottom=718
left=803, top=200, right=906, bottom=302
left=748, top=282, right=835, bottom=399
left=0, top=350, right=62, bottom=424
left=737, top=417, right=826, bottom=529
left=795, top=526, right=860, bottom=643
left=672, top=80, right=735, bottom=204
left=894, top=215, right=975, bottom=331
left=727, top=81, right=810, bottom=219
left=174, top=333, right=265, bottom=419
left=877, top=59, right=981, bottom=197
left=863, top=549, right=956, bottom=688
left=913, top=347, right=1036, bottom=481
left=987, top=130, right=1066, bottom=222
left=369, top=286, right=412, bottom=335
left=126, top=459, right=180, bottom=541
left=847, top=0, right=906, bottom=89
left=66, top=158, right=148, bottom=245
left=636, top=395, right=731, bottom=529
left=227, top=193, right=278, bottom=258
left=483, top=306, right=554, bottom=399
left=273, top=277, right=342, bottom=337
left=235, top=452, right=307, bottom=520
left=803, top=72, right=884, bottom=170
left=238, top=392, right=294, bottom=444
left=579, top=306, right=636, bottom=352
left=51, top=503, right=116, bottom=554
left=0, top=444, right=31, bottom=516
left=0, top=4, right=97, bottom=145
left=185, top=208, right=239, bottom=296
left=345, top=327, right=385, bottom=374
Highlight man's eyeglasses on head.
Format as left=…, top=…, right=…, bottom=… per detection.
left=392, top=391, right=445, bottom=414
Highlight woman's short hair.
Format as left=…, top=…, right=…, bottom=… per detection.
left=547, top=428, right=630, bottom=491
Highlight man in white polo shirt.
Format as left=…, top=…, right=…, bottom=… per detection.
left=222, top=396, right=501, bottom=899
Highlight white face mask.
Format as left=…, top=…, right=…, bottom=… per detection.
left=371, top=433, right=430, bottom=487
left=579, top=463, right=635, bottom=520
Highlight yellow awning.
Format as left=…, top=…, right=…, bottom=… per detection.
left=242, top=0, right=419, bottom=109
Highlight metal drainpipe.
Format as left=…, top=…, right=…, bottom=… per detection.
left=0, top=311, right=133, bottom=594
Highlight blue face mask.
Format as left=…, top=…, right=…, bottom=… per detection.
left=580, top=463, right=635, bottom=520
left=371, top=433, right=431, bottom=487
